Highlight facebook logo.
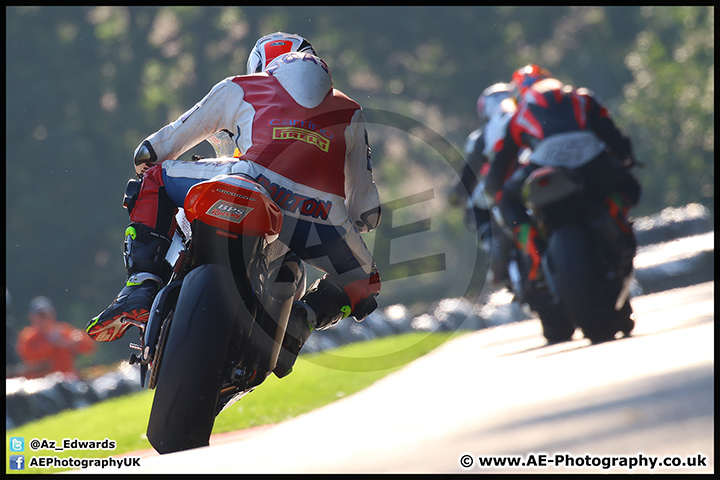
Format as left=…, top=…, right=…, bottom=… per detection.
left=10, top=437, right=24, bottom=452
left=10, top=455, right=25, bottom=470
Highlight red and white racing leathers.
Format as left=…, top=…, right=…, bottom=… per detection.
left=130, top=58, right=381, bottom=309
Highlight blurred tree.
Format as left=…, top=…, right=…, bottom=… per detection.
left=619, top=6, right=714, bottom=216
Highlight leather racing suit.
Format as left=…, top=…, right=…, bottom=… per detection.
left=88, top=53, right=381, bottom=348
left=485, top=78, right=641, bottom=281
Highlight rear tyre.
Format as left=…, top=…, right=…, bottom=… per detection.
left=546, top=226, right=617, bottom=344
left=525, top=285, right=575, bottom=344
left=146, top=264, right=242, bottom=454
left=536, top=302, right=576, bottom=344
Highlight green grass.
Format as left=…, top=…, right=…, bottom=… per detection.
left=6, top=331, right=461, bottom=474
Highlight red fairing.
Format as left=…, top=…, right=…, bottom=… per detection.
left=183, top=175, right=283, bottom=238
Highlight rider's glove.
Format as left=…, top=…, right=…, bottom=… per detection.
left=351, top=293, right=378, bottom=322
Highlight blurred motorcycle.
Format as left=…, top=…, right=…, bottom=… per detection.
left=520, top=164, right=637, bottom=343
left=455, top=157, right=576, bottom=344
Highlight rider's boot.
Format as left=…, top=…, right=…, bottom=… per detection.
left=489, top=232, right=513, bottom=287
left=273, top=277, right=353, bottom=378
left=86, top=223, right=171, bottom=342
left=513, top=222, right=546, bottom=284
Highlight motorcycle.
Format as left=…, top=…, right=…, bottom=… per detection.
left=124, top=132, right=307, bottom=454
left=486, top=205, right=577, bottom=344
left=520, top=164, right=637, bottom=344
left=463, top=159, right=576, bottom=344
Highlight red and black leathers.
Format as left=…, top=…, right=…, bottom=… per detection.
left=485, top=79, right=641, bottom=236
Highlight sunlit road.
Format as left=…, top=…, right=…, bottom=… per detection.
left=106, top=281, right=713, bottom=474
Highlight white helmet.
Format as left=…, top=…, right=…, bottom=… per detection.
left=266, top=52, right=333, bottom=109
left=246, top=32, right=317, bottom=75
left=477, top=83, right=510, bottom=121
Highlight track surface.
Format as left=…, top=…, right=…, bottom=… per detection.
left=96, top=281, right=713, bottom=474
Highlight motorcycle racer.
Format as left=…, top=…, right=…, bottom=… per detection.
left=449, top=82, right=517, bottom=285
left=87, top=36, right=382, bottom=373
left=484, top=64, right=641, bottom=284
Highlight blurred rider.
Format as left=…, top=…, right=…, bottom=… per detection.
left=484, top=64, right=641, bottom=284
left=449, top=83, right=516, bottom=285
left=86, top=33, right=381, bottom=375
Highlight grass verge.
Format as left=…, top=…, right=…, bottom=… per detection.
left=6, top=330, right=461, bottom=474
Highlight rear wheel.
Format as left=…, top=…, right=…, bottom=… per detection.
left=511, top=247, right=576, bottom=344
left=546, top=226, right=618, bottom=343
left=614, top=299, right=635, bottom=337
left=536, top=301, right=575, bottom=344
left=146, top=264, right=243, bottom=454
